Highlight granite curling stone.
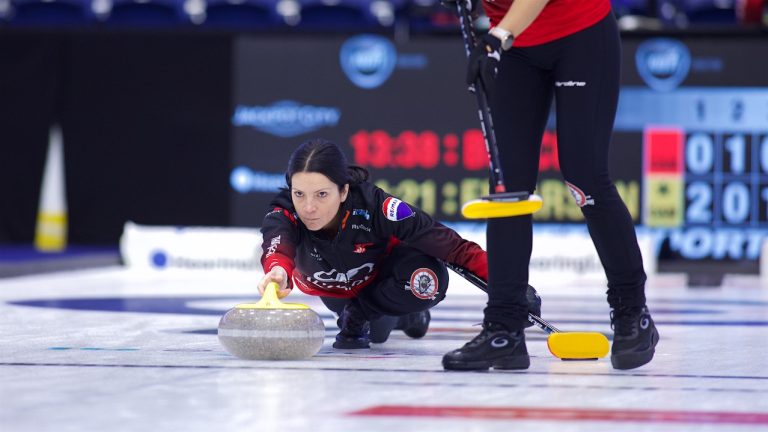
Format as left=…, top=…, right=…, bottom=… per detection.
left=218, top=282, right=325, bottom=360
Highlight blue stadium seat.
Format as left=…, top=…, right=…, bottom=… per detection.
left=657, top=0, right=737, bottom=26
left=99, top=0, right=191, bottom=26
left=612, top=0, right=654, bottom=17
left=4, top=0, right=93, bottom=25
left=295, top=0, right=405, bottom=29
left=680, top=0, right=737, bottom=23
left=201, top=0, right=284, bottom=28
left=403, top=0, right=460, bottom=33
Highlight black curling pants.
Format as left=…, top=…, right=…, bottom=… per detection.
left=321, top=245, right=448, bottom=342
left=484, top=13, right=647, bottom=331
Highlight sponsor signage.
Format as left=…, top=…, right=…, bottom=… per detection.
left=120, top=222, right=262, bottom=272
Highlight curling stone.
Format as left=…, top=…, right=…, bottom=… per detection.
left=218, top=282, right=325, bottom=360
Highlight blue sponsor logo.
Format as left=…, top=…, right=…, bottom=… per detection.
left=150, top=249, right=257, bottom=270
left=635, top=38, right=691, bottom=92
left=230, top=166, right=285, bottom=194
left=232, top=100, right=341, bottom=137
left=151, top=250, right=168, bottom=268
left=340, top=35, right=397, bottom=89
left=664, top=228, right=768, bottom=260
left=352, top=209, right=370, bottom=220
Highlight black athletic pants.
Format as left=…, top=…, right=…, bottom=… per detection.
left=485, top=13, right=647, bottom=330
left=321, top=246, right=448, bottom=342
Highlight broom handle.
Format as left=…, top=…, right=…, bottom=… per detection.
left=455, top=0, right=506, bottom=193
left=445, top=262, right=561, bottom=334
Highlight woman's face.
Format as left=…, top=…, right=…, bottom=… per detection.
left=291, top=172, right=349, bottom=232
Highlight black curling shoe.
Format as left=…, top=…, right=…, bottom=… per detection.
left=442, top=322, right=530, bottom=371
left=525, top=284, right=542, bottom=328
left=610, top=306, right=660, bottom=370
left=333, top=301, right=370, bottom=349
left=396, top=310, right=431, bottom=339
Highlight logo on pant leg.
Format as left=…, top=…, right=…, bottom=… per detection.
left=565, top=181, right=595, bottom=207
left=409, top=268, right=439, bottom=300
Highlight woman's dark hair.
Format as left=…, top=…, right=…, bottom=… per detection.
left=285, top=138, right=369, bottom=190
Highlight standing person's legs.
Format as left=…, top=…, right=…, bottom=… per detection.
left=554, top=14, right=646, bottom=309
left=442, top=49, right=552, bottom=372
left=553, top=14, right=658, bottom=369
left=483, top=49, right=554, bottom=331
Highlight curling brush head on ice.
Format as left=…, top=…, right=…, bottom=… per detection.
left=462, top=193, right=543, bottom=219
left=548, top=332, right=610, bottom=360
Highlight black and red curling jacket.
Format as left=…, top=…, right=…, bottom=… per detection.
left=260, top=181, right=487, bottom=299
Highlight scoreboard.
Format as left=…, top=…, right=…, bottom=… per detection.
left=620, top=37, right=768, bottom=276
left=230, top=32, right=768, bottom=278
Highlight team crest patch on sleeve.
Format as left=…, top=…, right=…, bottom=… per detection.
left=409, top=268, right=439, bottom=299
left=382, top=197, right=414, bottom=221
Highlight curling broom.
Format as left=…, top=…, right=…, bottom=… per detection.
left=454, top=0, right=543, bottom=219
left=447, top=263, right=609, bottom=360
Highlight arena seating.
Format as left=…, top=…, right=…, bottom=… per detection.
left=657, top=0, right=739, bottom=26
left=0, top=0, right=762, bottom=30
left=4, top=0, right=93, bottom=25
left=201, top=0, right=284, bottom=28
left=98, top=0, right=191, bottom=26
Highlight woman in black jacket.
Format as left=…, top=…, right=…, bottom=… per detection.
left=259, top=138, right=499, bottom=349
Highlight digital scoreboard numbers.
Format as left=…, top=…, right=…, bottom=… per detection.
left=349, top=129, right=490, bottom=217
left=641, top=92, right=768, bottom=277
left=645, top=129, right=768, bottom=227
left=624, top=35, right=768, bottom=280
left=348, top=128, right=639, bottom=222
left=684, top=132, right=768, bottom=227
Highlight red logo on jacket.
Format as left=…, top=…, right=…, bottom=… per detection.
left=353, top=243, right=374, bottom=253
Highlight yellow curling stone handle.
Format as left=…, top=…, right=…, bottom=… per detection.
left=235, top=282, right=309, bottom=310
